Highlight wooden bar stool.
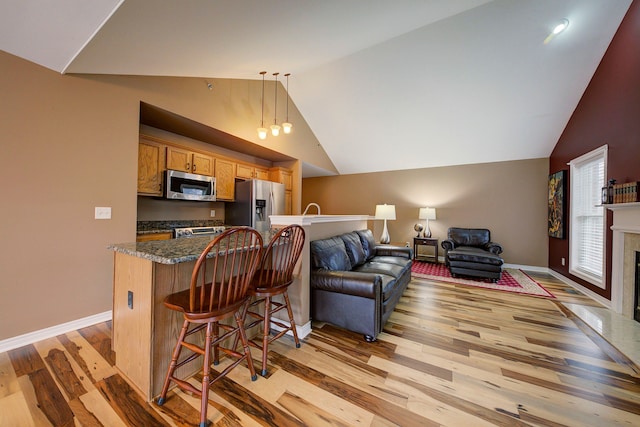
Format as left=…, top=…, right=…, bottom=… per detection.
left=156, top=227, right=263, bottom=427
left=242, top=224, right=305, bottom=376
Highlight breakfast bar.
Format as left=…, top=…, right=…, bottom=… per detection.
left=109, top=233, right=272, bottom=401
left=109, top=215, right=369, bottom=401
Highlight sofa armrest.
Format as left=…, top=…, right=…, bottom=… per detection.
left=310, top=270, right=381, bottom=299
left=374, top=245, right=413, bottom=260
left=441, top=239, right=456, bottom=251
left=485, top=242, right=503, bottom=255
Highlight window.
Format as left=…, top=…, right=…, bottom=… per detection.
left=569, top=145, right=607, bottom=288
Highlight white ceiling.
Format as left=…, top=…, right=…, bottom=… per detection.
left=0, top=0, right=632, bottom=177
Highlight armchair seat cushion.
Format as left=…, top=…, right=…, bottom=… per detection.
left=447, top=246, right=504, bottom=266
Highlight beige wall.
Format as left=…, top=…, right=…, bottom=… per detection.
left=302, top=158, right=549, bottom=266
left=0, top=51, right=333, bottom=341
left=0, top=48, right=548, bottom=341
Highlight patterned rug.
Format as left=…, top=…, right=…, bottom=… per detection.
left=411, top=261, right=554, bottom=298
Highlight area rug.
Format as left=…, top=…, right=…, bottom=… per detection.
left=411, top=261, right=555, bottom=298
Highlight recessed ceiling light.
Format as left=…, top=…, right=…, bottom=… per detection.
left=553, top=19, right=570, bottom=35
left=544, top=18, right=570, bottom=44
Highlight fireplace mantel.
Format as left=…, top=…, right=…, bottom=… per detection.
left=607, top=203, right=640, bottom=317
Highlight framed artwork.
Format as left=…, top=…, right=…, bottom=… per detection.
left=548, top=170, right=566, bottom=239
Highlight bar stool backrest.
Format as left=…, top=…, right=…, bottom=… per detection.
left=190, top=227, right=263, bottom=314
left=255, top=225, right=305, bottom=289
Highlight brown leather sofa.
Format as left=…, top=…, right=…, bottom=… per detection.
left=309, top=229, right=412, bottom=342
left=441, top=227, right=504, bottom=282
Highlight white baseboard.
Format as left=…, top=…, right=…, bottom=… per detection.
left=270, top=319, right=313, bottom=340
left=0, top=311, right=113, bottom=353
left=503, top=263, right=549, bottom=273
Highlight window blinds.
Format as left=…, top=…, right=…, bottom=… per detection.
left=569, top=146, right=606, bottom=286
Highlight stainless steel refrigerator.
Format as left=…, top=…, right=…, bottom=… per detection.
left=226, top=179, right=285, bottom=233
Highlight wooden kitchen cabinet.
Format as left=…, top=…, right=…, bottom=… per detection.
left=255, top=167, right=269, bottom=180
left=269, top=167, right=293, bottom=214
left=138, top=139, right=165, bottom=196
left=136, top=232, right=172, bottom=242
left=166, top=146, right=214, bottom=176
left=269, top=167, right=292, bottom=190
left=215, top=158, right=235, bottom=201
left=235, top=163, right=253, bottom=179
left=236, top=163, right=269, bottom=180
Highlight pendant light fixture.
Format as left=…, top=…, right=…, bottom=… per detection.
left=270, top=72, right=281, bottom=137
left=257, top=71, right=268, bottom=140
left=282, top=73, right=293, bottom=134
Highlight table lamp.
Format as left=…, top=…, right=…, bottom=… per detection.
left=419, top=207, right=436, bottom=238
left=375, top=204, right=396, bottom=244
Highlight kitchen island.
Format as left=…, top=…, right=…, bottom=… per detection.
left=109, top=215, right=370, bottom=401
left=109, top=232, right=271, bottom=401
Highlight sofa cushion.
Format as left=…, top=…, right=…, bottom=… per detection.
left=355, top=229, right=377, bottom=260
left=369, top=255, right=412, bottom=269
left=310, top=237, right=352, bottom=271
left=340, top=232, right=367, bottom=267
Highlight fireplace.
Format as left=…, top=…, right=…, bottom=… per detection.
left=608, top=203, right=640, bottom=318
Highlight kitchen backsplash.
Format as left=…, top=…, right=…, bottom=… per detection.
left=137, top=219, right=225, bottom=233
left=137, top=196, right=225, bottom=221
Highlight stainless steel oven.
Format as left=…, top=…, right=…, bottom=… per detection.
left=173, top=226, right=225, bottom=238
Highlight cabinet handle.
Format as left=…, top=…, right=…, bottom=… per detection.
left=193, top=164, right=197, bottom=172
left=186, top=162, right=190, bottom=171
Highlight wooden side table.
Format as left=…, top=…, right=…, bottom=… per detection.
left=413, top=237, right=438, bottom=263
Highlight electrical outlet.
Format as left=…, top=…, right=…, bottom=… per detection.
left=95, top=207, right=111, bottom=219
left=561, top=257, right=565, bottom=266
left=210, top=209, right=216, bottom=217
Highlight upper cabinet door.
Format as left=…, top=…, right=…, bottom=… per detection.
left=166, top=146, right=214, bottom=176
left=192, top=152, right=214, bottom=176
left=235, top=163, right=254, bottom=179
left=215, top=158, right=235, bottom=201
left=138, top=140, right=165, bottom=196
left=255, top=167, right=269, bottom=180
left=166, top=146, right=191, bottom=172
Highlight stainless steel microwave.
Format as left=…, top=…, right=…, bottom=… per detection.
left=165, top=169, right=216, bottom=201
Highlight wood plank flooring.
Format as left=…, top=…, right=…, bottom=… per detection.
left=2, top=271, right=640, bottom=426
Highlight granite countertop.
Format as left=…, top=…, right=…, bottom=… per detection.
left=109, top=230, right=273, bottom=265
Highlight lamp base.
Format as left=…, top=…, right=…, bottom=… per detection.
left=423, top=220, right=432, bottom=238
left=380, top=220, right=390, bottom=244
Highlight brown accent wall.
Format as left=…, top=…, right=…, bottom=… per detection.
left=0, top=51, right=333, bottom=341
left=303, top=158, right=549, bottom=267
left=549, top=0, right=640, bottom=299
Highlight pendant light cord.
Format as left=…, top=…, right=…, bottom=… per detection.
left=273, top=72, right=279, bottom=125
left=285, top=73, right=290, bottom=122
left=260, top=71, right=266, bottom=127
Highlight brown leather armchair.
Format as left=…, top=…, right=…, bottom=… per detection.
left=441, top=227, right=504, bottom=282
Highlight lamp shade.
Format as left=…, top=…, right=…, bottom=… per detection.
left=418, top=207, right=436, bottom=220
left=375, top=204, right=396, bottom=220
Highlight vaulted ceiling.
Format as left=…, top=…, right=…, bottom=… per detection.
left=0, top=0, right=632, bottom=177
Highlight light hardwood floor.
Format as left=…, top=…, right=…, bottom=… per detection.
left=2, top=271, right=639, bottom=426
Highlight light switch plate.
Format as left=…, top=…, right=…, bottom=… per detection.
left=210, top=209, right=216, bottom=217
left=95, top=207, right=111, bottom=219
